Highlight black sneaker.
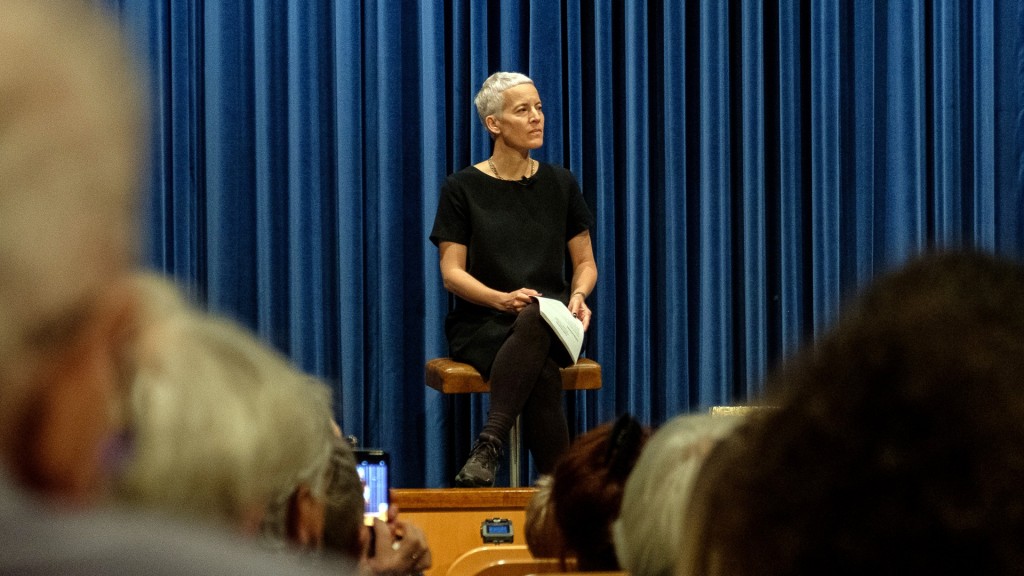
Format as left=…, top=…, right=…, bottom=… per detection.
left=454, top=434, right=503, bottom=487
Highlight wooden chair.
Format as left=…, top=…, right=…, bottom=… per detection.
left=426, top=358, right=602, bottom=486
left=446, top=545, right=567, bottom=576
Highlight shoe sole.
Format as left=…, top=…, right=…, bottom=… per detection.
left=454, top=472, right=496, bottom=488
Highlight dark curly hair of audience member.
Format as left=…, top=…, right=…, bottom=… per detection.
left=550, top=413, right=650, bottom=571
left=682, top=251, right=1024, bottom=575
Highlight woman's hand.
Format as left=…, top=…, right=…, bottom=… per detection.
left=568, top=291, right=592, bottom=331
left=500, top=287, right=541, bottom=314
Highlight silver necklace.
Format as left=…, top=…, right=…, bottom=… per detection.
left=488, top=157, right=535, bottom=181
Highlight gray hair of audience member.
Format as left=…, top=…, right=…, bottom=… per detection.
left=259, top=436, right=362, bottom=557
left=474, top=71, right=534, bottom=132
left=611, top=413, right=744, bottom=576
left=321, top=439, right=366, bottom=559
left=0, top=0, right=145, bottom=386
left=117, top=274, right=335, bottom=533
left=259, top=445, right=338, bottom=554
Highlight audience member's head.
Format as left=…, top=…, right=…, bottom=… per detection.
left=683, top=250, right=1024, bottom=575
left=0, top=4, right=359, bottom=574
left=0, top=0, right=145, bottom=503
left=612, top=412, right=744, bottom=576
left=116, top=274, right=335, bottom=535
left=547, top=413, right=651, bottom=571
left=260, top=435, right=365, bottom=559
left=283, top=434, right=434, bottom=574
left=320, top=440, right=367, bottom=559
left=524, top=474, right=563, bottom=558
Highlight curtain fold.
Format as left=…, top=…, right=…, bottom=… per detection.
left=107, top=0, right=1024, bottom=487
left=776, top=0, right=807, bottom=364
left=584, top=0, right=619, bottom=435
left=740, top=0, right=768, bottom=396
left=654, top=0, right=689, bottom=420
left=622, top=3, right=652, bottom=417
left=973, top=2, right=997, bottom=248
left=810, top=0, right=842, bottom=331
left=698, top=0, right=734, bottom=404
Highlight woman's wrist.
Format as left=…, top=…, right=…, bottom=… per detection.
left=570, top=290, right=587, bottom=300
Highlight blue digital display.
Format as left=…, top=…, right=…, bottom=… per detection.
left=356, top=457, right=389, bottom=524
left=481, top=519, right=513, bottom=543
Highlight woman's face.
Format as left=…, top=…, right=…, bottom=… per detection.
left=492, top=83, right=544, bottom=150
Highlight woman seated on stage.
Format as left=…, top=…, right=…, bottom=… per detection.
left=430, top=71, right=597, bottom=487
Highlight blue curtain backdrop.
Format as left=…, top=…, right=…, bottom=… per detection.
left=105, top=1, right=1024, bottom=487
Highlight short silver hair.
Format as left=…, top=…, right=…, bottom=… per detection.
left=612, top=413, right=745, bottom=576
left=474, top=71, right=535, bottom=129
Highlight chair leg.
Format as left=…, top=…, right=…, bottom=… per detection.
left=508, top=415, right=521, bottom=487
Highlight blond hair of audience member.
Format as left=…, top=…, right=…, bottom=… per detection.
left=681, top=251, right=1024, bottom=575
left=611, top=412, right=744, bottom=576
left=117, top=274, right=335, bottom=534
left=0, top=0, right=145, bottom=502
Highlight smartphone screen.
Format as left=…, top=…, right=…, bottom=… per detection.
left=354, top=449, right=390, bottom=526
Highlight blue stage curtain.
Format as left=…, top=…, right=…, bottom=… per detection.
left=105, top=1, right=1024, bottom=487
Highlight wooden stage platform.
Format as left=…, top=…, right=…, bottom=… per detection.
left=391, top=488, right=538, bottom=576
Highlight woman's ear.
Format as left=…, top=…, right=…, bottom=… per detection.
left=485, top=115, right=501, bottom=136
left=288, top=483, right=325, bottom=549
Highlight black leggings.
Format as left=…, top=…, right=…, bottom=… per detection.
left=480, top=302, right=570, bottom=473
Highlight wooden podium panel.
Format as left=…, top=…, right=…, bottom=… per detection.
left=391, top=488, right=538, bottom=576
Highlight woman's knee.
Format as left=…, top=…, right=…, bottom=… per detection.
left=513, top=301, right=545, bottom=332
left=535, top=362, right=565, bottom=397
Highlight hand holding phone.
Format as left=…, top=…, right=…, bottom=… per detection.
left=366, top=515, right=432, bottom=573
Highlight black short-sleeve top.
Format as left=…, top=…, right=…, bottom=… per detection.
left=429, top=162, right=594, bottom=376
